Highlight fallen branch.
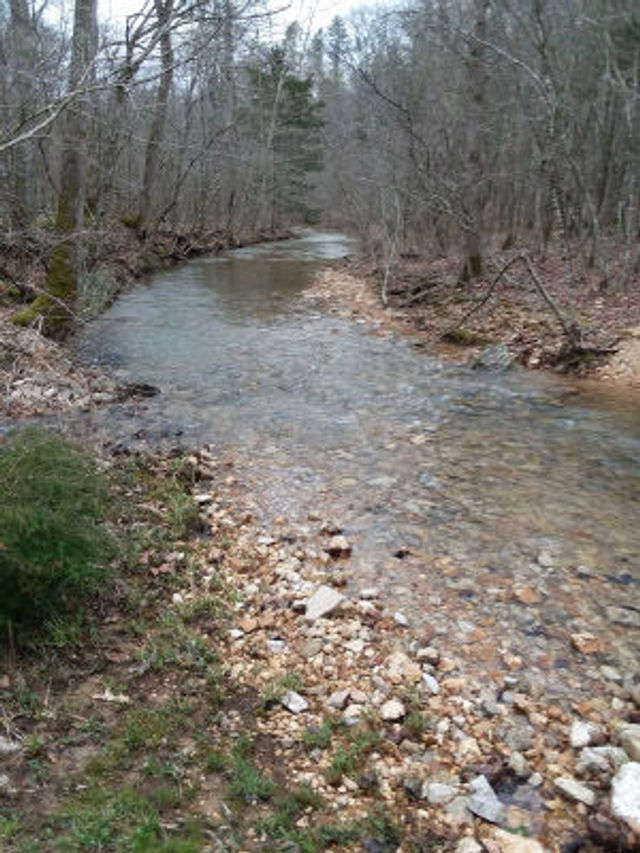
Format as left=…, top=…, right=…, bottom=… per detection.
left=445, top=253, right=582, bottom=345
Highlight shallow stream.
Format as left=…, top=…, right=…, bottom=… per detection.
left=75, top=230, right=640, bottom=677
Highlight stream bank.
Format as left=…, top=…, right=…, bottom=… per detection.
left=304, top=252, right=640, bottom=388
left=1, top=231, right=639, bottom=850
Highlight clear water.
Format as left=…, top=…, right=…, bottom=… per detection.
left=75, top=229, right=640, bottom=675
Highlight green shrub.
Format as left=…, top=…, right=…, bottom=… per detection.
left=0, top=428, right=116, bottom=645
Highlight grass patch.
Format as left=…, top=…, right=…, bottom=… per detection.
left=54, top=785, right=205, bottom=851
left=260, top=671, right=303, bottom=712
left=303, top=718, right=335, bottom=751
left=0, top=428, right=117, bottom=647
left=325, top=727, right=381, bottom=787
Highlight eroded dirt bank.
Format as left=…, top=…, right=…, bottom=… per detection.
left=303, top=255, right=640, bottom=389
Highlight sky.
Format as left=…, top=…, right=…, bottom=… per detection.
left=100, top=0, right=368, bottom=33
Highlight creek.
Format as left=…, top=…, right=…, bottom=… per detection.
left=75, top=230, right=640, bottom=677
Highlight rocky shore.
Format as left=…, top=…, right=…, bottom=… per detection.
left=1, top=254, right=639, bottom=850
left=303, top=261, right=640, bottom=388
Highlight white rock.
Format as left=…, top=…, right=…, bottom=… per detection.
left=325, top=535, right=352, bottom=558
left=305, top=585, right=345, bottom=621
left=611, top=762, right=640, bottom=823
left=0, top=736, right=21, bottom=756
left=282, top=691, right=308, bottom=714
left=456, top=839, right=482, bottom=853
left=328, top=689, right=350, bottom=710
left=0, top=773, right=10, bottom=790
left=490, top=828, right=547, bottom=852
left=553, top=776, right=596, bottom=806
left=385, top=650, right=421, bottom=682
left=466, top=775, right=506, bottom=824
left=569, top=719, right=599, bottom=748
left=393, top=611, right=409, bottom=627
left=616, top=723, right=640, bottom=761
left=422, top=672, right=440, bottom=695
left=344, top=703, right=365, bottom=724
left=416, top=646, right=440, bottom=665
left=424, top=781, right=458, bottom=805
left=600, top=665, right=622, bottom=683
left=359, top=587, right=380, bottom=599
left=172, top=592, right=184, bottom=605
left=380, top=698, right=406, bottom=721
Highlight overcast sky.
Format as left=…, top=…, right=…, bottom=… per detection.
left=99, top=0, right=368, bottom=32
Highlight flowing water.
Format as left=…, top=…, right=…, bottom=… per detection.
left=75, top=230, right=640, bottom=677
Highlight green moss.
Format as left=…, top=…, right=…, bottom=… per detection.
left=11, top=293, right=51, bottom=327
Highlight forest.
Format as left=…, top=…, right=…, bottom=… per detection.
left=0, top=0, right=637, bottom=333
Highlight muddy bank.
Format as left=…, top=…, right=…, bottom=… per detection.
left=303, top=253, right=640, bottom=389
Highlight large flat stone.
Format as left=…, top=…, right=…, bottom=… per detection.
left=305, top=585, right=345, bottom=621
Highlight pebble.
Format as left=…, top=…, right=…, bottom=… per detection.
left=490, top=828, right=547, bottom=853
left=380, top=698, right=406, bottom=721
left=393, top=611, right=409, bottom=627
left=456, top=838, right=482, bottom=853
left=553, top=776, right=596, bottom=807
left=359, top=587, right=380, bottom=599
left=466, top=775, right=506, bottom=824
left=610, top=762, right=640, bottom=824
left=305, top=585, right=345, bottom=621
left=327, top=689, right=350, bottom=710
left=570, top=632, right=604, bottom=654
left=282, top=691, right=309, bottom=714
left=424, top=781, right=458, bottom=805
left=575, top=746, right=628, bottom=777
left=569, top=719, right=600, bottom=748
left=325, top=535, right=352, bottom=558
left=422, top=672, right=440, bottom=695
left=615, top=723, right=640, bottom=761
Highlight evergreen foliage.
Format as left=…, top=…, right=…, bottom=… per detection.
left=0, top=428, right=116, bottom=644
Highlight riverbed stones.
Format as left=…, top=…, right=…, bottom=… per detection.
left=570, top=632, right=604, bottom=655
left=466, top=775, right=506, bottom=824
left=380, top=698, right=406, bottom=721
left=282, top=691, right=308, bottom=714
left=610, top=762, right=640, bottom=827
left=569, top=719, right=601, bottom=748
left=470, top=344, right=514, bottom=371
left=305, top=585, right=345, bottom=621
left=553, top=776, right=596, bottom=807
left=456, top=839, right=482, bottom=853
left=327, top=688, right=350, bottom=710
left=575, top=746, right=628, bottom=777
left=615, top=723, right=640, bottom=761
left=424, top=781, right=458, bottom=805
left=325, top=535, right=352, bottom=558
left=489, top=828, right=547, bottom=853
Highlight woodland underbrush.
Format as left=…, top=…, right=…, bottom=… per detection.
left=352, top=236, right=640, bottom=379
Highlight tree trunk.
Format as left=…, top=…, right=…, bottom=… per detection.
left=13, top=0, right=97, bottom=334
left=138, top=0, right=174, bottom=233
left=8, top=0, right=36, bottom=228
left=459, top=0, right=489, bottom=281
